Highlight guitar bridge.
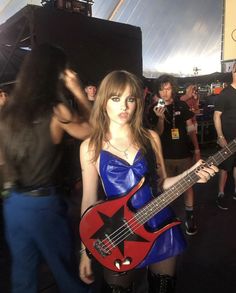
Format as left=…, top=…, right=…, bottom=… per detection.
left=94, top=239, right=111, bottom=257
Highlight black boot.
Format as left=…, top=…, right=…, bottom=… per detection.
left=148, top=271, right=176, bottom=293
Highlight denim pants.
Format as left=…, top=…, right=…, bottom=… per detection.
left=3, top=191, right=89, bottom=293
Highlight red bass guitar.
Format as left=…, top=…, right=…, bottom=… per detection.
left=79, top=139, right=236, bottom=272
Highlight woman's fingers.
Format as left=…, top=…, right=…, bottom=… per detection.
left=196, top=161, right=218, bottom=182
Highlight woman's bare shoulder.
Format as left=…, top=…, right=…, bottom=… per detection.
left=80, top=138, right=94, bottom=158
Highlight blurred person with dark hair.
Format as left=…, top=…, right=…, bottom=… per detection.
left=0, top=88, right=10, bottom=192
left=214, top=63, right=236, bottom=210
left=0, top=43, right=91, bottom=293
left=152, top=74, right=201, bottom=236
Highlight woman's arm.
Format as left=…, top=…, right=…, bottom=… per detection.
left=80, top=139, right=99, bottom=214
left=79, top=139, right=99, bottom=285
left=149, top=130, right=167, bottom=187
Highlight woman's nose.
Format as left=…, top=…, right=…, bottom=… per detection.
left=120, top=102, right=127, bottom=111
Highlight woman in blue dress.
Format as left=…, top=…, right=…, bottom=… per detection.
left=79, top=70, right=217, bottom=292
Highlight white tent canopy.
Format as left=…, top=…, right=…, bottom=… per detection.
left=0, top=0, right=223, bottom=77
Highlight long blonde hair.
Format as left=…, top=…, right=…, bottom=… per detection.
left=89, top=70, right=161, bottom=162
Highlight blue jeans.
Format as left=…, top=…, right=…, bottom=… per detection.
left=3, top=191, right=89, bottom=293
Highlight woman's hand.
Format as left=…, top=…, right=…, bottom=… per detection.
left=191, top=160, right=218, bottom=183
left=79, top=252, right=94, bottom=284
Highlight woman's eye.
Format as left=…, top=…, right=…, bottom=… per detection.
left=110, top=96, right=120, bottom=102
left=128, top=96, right=136, bottom=103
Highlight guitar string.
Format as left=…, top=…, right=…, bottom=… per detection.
left=81, top=144, right=235, bottom=255
left=98, top=142, right=236, bottom=254
left=101, top=157, right=219, bottom=253
left=101, top=146, right=225, bottom=251
left=101, top=145, right=235, bottom=253
left=101, top=167, right=199, bottom=253
left=102, top=170, right=198, bottom=252
left=103, top=166, right=208, bottom=253
left=109, top=148, right=231, bottom=248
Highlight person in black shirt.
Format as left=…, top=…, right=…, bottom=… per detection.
left=214, top=63, right=236, bottom=210
left=151, top=74, right=201, bottom=236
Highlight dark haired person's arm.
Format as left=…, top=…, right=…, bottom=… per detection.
left=213, top=111, right=227, bottom=147
left=49, top=69, right=92, bottom=143
left=51, top=103, right=91, bottom=143
left=186, top=118, right=201, bottom=161
left=64, top=69, right=92, bottom=120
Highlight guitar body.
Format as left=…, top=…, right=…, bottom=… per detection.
left=79, top=178, right=181, bottom=272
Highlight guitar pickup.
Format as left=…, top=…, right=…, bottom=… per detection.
left=94, top=239, right=111, bottom=257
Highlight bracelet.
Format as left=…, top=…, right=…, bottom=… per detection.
left=194, top=149, right=200, bottom=153
left=217, top=135, right=224, bottom=139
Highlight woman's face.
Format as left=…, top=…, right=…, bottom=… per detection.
left=106, top=85, right=137, bottom=126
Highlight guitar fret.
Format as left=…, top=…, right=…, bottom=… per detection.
left=218, top=151, right=227, bottom=162
left=123, top=220, right=134, bottom=235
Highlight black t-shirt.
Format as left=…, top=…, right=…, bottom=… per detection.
left=214, top=85, right=236, bottom=140
left=159, top=99, right=194, bottom=159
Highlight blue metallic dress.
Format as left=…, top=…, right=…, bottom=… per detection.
left=99, top=149, right=186, bottom=268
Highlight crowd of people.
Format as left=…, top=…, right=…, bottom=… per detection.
left=0, top=43, right=235, bottom=293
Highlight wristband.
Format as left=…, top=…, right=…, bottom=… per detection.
left=217, top=135, right=224, bottom=139
left=194, top=149, right=200, bottom=153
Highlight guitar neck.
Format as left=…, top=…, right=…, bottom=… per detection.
left=135, top=139, right=236, bottom=225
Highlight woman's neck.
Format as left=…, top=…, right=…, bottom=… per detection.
left=108, top=123, right=131, bottom=140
